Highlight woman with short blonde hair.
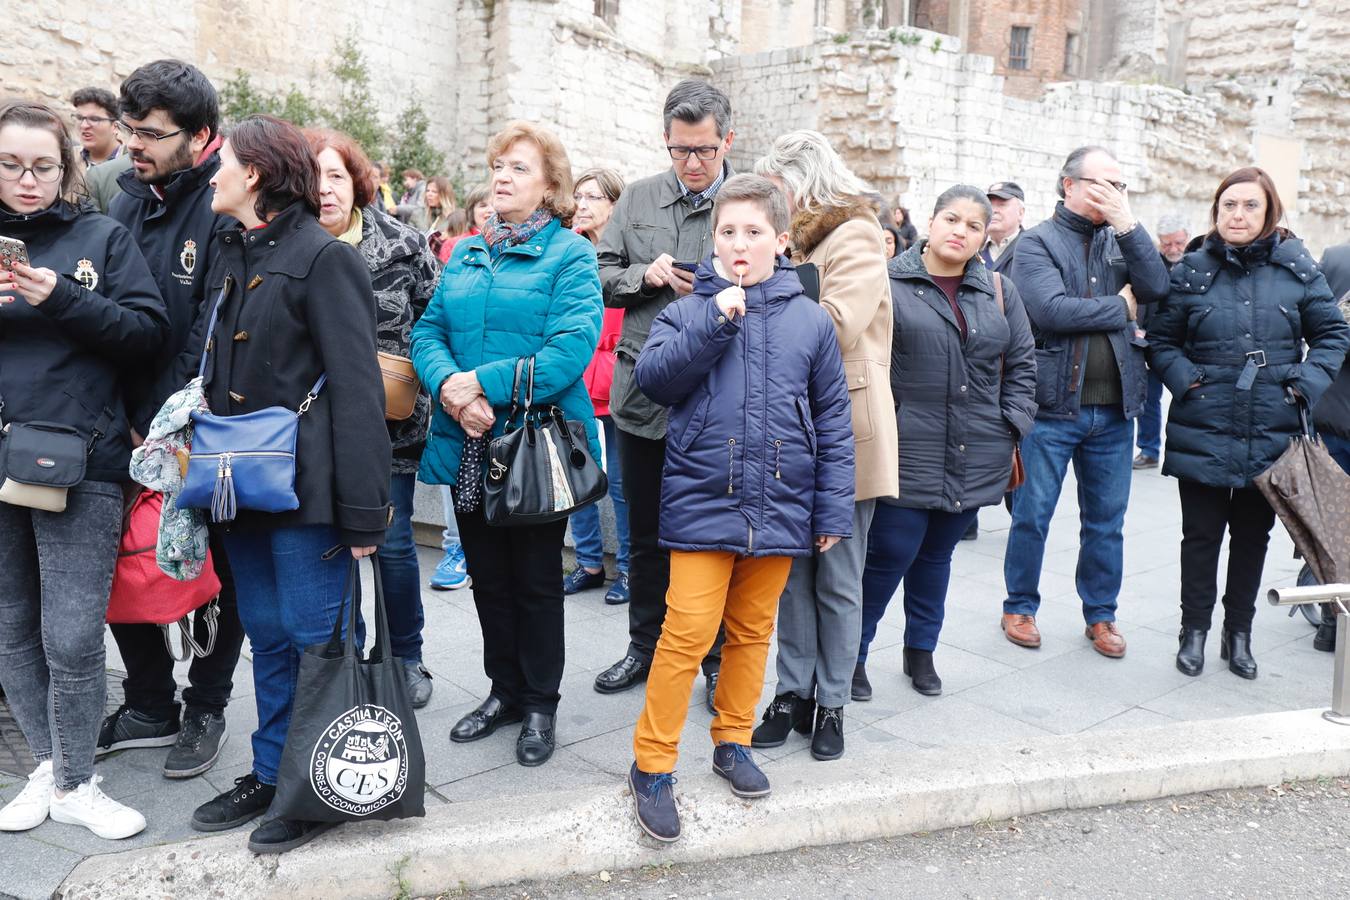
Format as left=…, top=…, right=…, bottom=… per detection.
left=751, top=130, right=897, bottom=761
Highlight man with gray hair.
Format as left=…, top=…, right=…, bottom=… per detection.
left=593, top=79, right=735, bottom=707
left=1133, top=213, right=1190, bottom=468
left=1002, top=145, right=1171, bottom=658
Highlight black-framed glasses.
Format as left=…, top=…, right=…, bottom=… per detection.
left=667, top=145, right=721, bottom=161
left=116, top=121, right=188, bottom=144
left=0, top=159, right=64, bottom=183
left=1082, top=177, right=1128, bottom=193
left=71, top=114, right=116, bottom=126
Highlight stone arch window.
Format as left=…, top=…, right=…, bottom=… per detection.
left=594, top=0, right=618, bottom=27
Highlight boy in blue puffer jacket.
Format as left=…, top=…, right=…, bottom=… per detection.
left=626, top=174, right=855, bottom=842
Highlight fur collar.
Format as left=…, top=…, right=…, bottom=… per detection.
left=790, top=199, right=879, bottom=258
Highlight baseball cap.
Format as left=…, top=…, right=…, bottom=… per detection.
left=987, top=182, right=1025, bottom=202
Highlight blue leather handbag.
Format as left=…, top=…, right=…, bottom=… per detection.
left=177, top=278, right=326, bottom=522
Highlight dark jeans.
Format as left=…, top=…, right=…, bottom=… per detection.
left=0, top=481, right=123, bottom=790
left=111, top=529, right=244, bottom=720
left=617, top=428, right=722, bottom=673
left=1005, top=404, right=1134, bottom=624
left=223, top=524, right=353, bottom=785
left=571, top=415, right=631, bottom=572
left=1136, top=369, right=1164, bottom=457
left=457, top=506, right=567, bottom=714
left=1178, top=479, right=1277, bottom=633
left=859, top=504, right=978, bottom=658
left=380, top=473, right=424, bottom=662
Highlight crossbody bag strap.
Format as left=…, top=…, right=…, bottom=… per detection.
left=297, top=374, right=327, bottom=416
left=196, top=276, right=234, bottom=381
left=993, top=272, right=1006, bottom=376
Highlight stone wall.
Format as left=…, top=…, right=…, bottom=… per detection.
left=711, top=29, right=1349, bottom=253
left=8, top=0, right=461, bottom=151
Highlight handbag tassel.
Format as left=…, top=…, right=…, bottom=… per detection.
left=210, top=455, right=237, bottom=523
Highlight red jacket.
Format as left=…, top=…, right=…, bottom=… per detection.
left=583, top=306, right=624, bottom=416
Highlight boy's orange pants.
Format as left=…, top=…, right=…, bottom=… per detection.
left=633, top=550, right=792, bottom=774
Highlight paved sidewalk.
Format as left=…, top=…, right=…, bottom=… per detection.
left=0, top=464, right=1335, bottom=899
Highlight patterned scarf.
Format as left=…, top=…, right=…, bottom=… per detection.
left=481, top=208, right=554, bottom=259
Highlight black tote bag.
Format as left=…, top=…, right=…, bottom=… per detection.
left=270, top=556, right=426, bottom=823
left=483, top=356, right=607, bottom=526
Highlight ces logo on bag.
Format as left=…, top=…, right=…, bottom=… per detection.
left=310, top=705, right=409, bottom=816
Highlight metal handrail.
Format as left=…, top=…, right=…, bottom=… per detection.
left=1268, top=583, right=1350, bottom=724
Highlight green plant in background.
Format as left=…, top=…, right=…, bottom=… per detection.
left=389, top=97, right=446, bottom=180
left=833, top=32, right=851, bottom=44
left=217, top=34, right=453, bottom=176
left=931, top=36, right=944, bottom=53
left=328, top=34, right=387, bottom=158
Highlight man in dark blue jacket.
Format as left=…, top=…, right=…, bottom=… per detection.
left=99, top=60, right=243, bottom=781
left=1002, top=146, right=1170, bottom=658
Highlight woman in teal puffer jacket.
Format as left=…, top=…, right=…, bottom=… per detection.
left=411, top=122, right=602, bottom=768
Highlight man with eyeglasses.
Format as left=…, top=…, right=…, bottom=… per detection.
left=593, top=79, right=735, bottom=710
left=1000, top=145, right=1170, bottom=658
left=99, top=59, right=245, bottom=786
left=70, top=87, right=123, bottom=168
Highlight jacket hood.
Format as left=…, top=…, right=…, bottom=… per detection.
left=116, top=149, right=221, bottom=205
left=0, top=199, right=81, bottom=233
left=358, top=203, right=425, bottom=272
left=691, top=254, right=806, bottom=306
left=888, top=240, right=996, bottom=295
left=791, top=199, right=880, bottom=257
left=1173, top=231, right=1318, bottom=294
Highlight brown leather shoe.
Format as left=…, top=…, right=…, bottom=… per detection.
left=1001, top=614, right=1041, bottom=648
left=1086, top=621, right=1126, bottom=658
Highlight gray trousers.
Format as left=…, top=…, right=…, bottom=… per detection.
left=774, top=499, right=876, bottom=709
left=0, top=481, right=123, bottom=790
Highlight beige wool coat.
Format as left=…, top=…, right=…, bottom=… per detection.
left=791, top=201, right=899, bottom=501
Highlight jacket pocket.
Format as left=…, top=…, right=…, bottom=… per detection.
left=795, top=396, right=818, bottom=456
left=843, top=359, right=874, bottom=443
left=629, top=222, right=675, bottom=262
left=1033, top=347, right=1063, bottom=410
left=673, top=393, right=711, bottom=453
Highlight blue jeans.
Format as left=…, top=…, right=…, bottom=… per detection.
left=1004, top=404, right=1134, bottom=624
left=1136, top=369, right=1164, bottom=457
left=381, top=473, right=424, bottom=662
left=859, top=504, right=977, bottom=658
left=0, top=480, right=122, bottom=791
left=440, top=485, right=460, bottom=550
left=224, top=525, right=355, bottom=786
left=569, top=415, right=630, bottom=572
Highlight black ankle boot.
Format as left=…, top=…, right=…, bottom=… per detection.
left=1314, top=604, right=1337, bottom=653
left=902, top=648, right=942, bottom=696
left=1175, top=626, right=1207, bottom=677
left=851, top=662, right=872, bottom=702
left=751, top=693, right=815, bottom=748
left=1220, top=628, right=1257, bottom=680
left=810, top=706, right=844, bottom=761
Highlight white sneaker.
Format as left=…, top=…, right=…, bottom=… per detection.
left=49, top=775, right=146, bottom=840
left=0, top=760, right=54, bottom=832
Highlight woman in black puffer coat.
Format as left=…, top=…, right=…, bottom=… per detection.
left=857, top=185, right=1037, bottom=698
left=1148, top=167, right=1350, bottom=681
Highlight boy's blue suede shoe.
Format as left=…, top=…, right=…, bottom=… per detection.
left=712, top=742, right=771, bottom=798
left=628, top=762, right=680, bottom=842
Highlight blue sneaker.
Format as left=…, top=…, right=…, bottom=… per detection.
left=628, top=762, right=680, bottom=842
left=712, top=742, right=771, bottom=798
left=563, top=566, right=606, bottom=595
left=430, top=544, right=470, bottom=591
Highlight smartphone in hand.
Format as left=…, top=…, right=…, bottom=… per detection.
left=0, top=235, right=29, bottom=270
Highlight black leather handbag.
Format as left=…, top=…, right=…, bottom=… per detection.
left=482, top=357, right=607, bottom=527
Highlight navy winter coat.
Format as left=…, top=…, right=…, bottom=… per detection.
left=1312, top=243, right=1350, bottom=440
left=1008, top=203, right=1171, bottom=420
left=635, top=256, right=855, bottom=557
left=1148, top=233, right=1350, bottom=487
left=887, top=245, right=1038, bottom=512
